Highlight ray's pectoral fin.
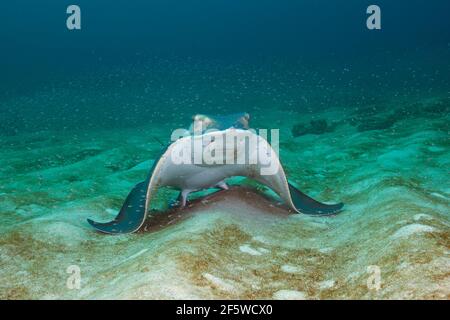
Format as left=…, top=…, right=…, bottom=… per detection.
left=288, top=182, right=344, bottom=216
left=87, top=145, right=170, bottom=234
left=87, top=180, right=149, bottom=234
left=178, top=190, right=191, bottom=207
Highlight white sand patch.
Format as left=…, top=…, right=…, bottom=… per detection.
left=252, top=236, right=271, bottom=245
left=16, top=204, right=47, bottom=216
left=346, top=271, right=362, bottom=281
left=203, top=273, right=237, bottom=293
left=38, top=221, right=88, bottom=245
left=257, top=247, right=270, bottom=254
left=319, top=247, right=334, bottom=254
left=318, top=280, right=335, bottom=289
left=239, top=244, right=263, bottom=256
left=41, top=294, right=60, bottom=299
left=306, top=221, right=329, bottom=229
left=281, top=265, right=302, bottom=274
left=391, top=224, right=436, bottom=239
left=413, top=214, right=433, bottom=222
left=120, top=249, right=149, bottom=264
left=430, top=192, right=448, bottom=200
left=273, top=290, right=306, bottom=300
left=396, top=262, right=410, bottom=270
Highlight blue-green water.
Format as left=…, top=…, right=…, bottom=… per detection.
left=0, top=1, right=449, bottom=299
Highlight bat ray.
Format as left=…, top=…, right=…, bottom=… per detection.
left=88, top=113, right=343, bottom=234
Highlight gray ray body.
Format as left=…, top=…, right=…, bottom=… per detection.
left=88, top=115, right=343, bottom=234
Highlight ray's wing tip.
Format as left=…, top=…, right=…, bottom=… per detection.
left=87, top=218, right=119, bottom=234
left=335, top=202, right=344, bottom=211
left=86, top=218, right=97, bottom=226
left=324, top=202, right=344, bottom=215
left=297, top=202, right=344, bottom=216
left=320, top=202, right=344, bottom=215
left=86, top=218, right=109, bottom=233
left=87, top=217, right=140, bottom=234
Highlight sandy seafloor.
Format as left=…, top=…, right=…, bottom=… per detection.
left=0, top=64, right=449, bottom=299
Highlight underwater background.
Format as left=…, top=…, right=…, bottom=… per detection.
left=0, top=0, right=449, bottom=299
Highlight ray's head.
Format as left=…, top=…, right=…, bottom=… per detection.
left=236, top=112, right=250, bottom=129
left=190, top=114, right=216, bottom=134
left=189, top=112, right=251, bottom=134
